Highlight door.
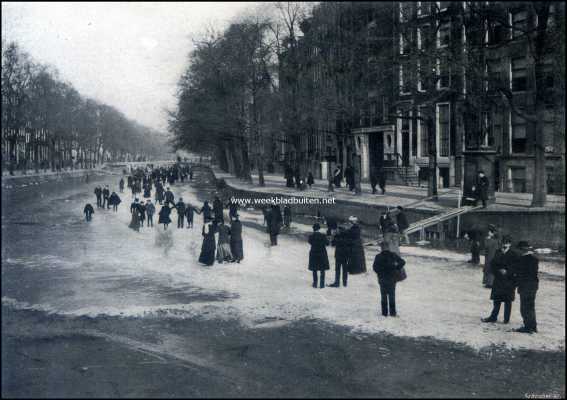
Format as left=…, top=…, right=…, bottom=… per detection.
left=368, top=132, right=384, bottom=172
left=402, top=131, right=410, bottom=166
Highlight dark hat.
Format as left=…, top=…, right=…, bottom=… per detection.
left=488, top=224, right=497, bottom=231
left=517, top=241, right=533, bottom=250
left=313, top=223, right=321, bottom=231
left=502, top=235, right=512, bottom=244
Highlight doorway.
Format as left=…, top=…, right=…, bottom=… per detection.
left=369, top=132, right=384, bottom=172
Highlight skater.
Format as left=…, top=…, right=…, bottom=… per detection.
left=513, top=241, right=539, bottom=333
left=138, top=200, right=146, bottom=228
left=175, top=197, right=186, bottom=228
left=145, top=199, right=155, bottom=227
left=109, top=191, right=121, bottom=212
left=307, top=172, right=314, bottom=189
left=119, top=177, right=125, bottom=193
left=83, top=203, right=95, bottom=222
left=199, top=221, right=217, bottom=266
left=373, top=241, right=406, bottom=317
left=267, top=205, right=282, bottom=246
left=482, top=236, right=517, bottom=324
left=216, top=220, right=233, bottom=263
left=308, top=223, right=330, bottom=289
left=347, top=216, right=366, bottom=274
left=283, top=205, right=292, bottom=228
left=330, top=225, right=350, bottom=287
left=185, top=203, right=198, bottom=228
left=483, top=225, right=499, bottom=288
left=230, top=214, right=244, bottom=263
left=155, top=182, right=164, bottom=205
left=102, top=185, right=110, bottom=209
left=228, top=200, right=239, bottom=222
left=213, top=195, right=224, bottom=223
left=201, top=200, right=213, bottom=223
left=94, top=186, right=102, bottom=208
left=164, top=187, right=174, bottom=206
left=143, top=183, right=151, bottom=199
left=129, top=199, right=142, bottom=232
left=158, top=203, right=173, bottom=230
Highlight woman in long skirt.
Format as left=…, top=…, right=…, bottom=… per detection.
left=199, top=222, right=217, bottom=266
left=129, top=206, right=141, bottom=232
left=158, top=204, right=172, bottom=230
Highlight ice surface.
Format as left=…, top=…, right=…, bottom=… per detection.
left=2, top=182, right=565, bottom=352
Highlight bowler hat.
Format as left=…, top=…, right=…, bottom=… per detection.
left=517, top=241, right=533, bottom=250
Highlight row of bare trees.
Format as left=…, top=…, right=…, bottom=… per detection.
left=2, top=41, right=168, bottom=174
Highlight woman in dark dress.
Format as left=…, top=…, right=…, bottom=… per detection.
left=347, top=216, right=367, bottom=274
left=308, top=223, right=330, bottom=288
left=199, top=222, right=217, bottom=266
left=158, top=204, right=172, bottom=230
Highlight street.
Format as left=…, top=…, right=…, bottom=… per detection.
left=1, top=171, right=565, bottom=398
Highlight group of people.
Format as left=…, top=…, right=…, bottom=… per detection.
left=84, top=185, right=122, bottom=220
left=284, top=165, right=315, bottom=190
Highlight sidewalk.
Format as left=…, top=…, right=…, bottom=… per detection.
left=212, top=167, right=565, bottom=213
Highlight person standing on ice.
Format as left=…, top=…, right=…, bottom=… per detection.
left=483, top=225, right=500, bottom=288
left=158, top=203, right=173, bottom=230
left=199, top=221, right=217, bottom=266
left=228, top=199, right=239, bottom=223
left=175, top=197, right=186, bottom=229
left=164, top=187, right=174, bottom=207
left=329, top=225, right=350, bottom=287
left=283, top=205, right=292, bottom=228
left=185, top=203, right=198, bottom=228
left=347, top=216, right=366, bottom=274
left=230, top=214, right=244, bottom=263
left=102, top=185, right=110, bottom=209
left=512, top=241, right=539, bottom=334
left=94, top=186, right=102, bottom=208
left=373, top=241, right=405, bottom=317
left=145, top=199, right=155, bottom=227
left=308, top=223, right=330, bottom=288
left=83, top=203, right=95, bottom=222
left=108, top=191, right=121, bottom=212
left=128, top=199, right=142, bottom=232
left=267, top=204, right=282, bottom=246
left=213, top=195, right=224, bottom=223
left=481, top=236, right=517, bottom=324
left=201, top=201, right=213, bottom=224
left=119, top=177, right=125, bottom=193
left=216, top=220, right=234, bottom=263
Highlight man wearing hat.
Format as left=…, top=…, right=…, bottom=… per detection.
left=308, top=223, right=330, bottom=288
left=513, top=241, right=539, bottom=333
left=330, top=224, right=351, bottom=287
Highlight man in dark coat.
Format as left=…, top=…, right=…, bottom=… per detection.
left=370, top=168, right=379, bottom=194
left=109, top=191, right=121, bottom=212
left=230, top=215, right=244, bottom=263
left=513, top=241, right=539, bottom=333
left=373, top=241, right=406, bottom=317
left=283, top=205, right=292, bottom=228
left=347, top=216, right=366, bottom=274
left=344, top=165, right=355, bottom=191
left=83, top=203, right=95, bottom=222
left=285, top=166, right=294, bottom=188
left=175, top=198, right=186, bottom=228
left=145, top=199, right=155, bottom=227
left=330, top=225, right=350, bottom=287
left=307, top=172, right=314, bottom=189
left=164, top=187, right=174, bottom=206
left=378, top=168, right=387, bottom=195
left=482, top=236, right=517, bottom=324
left=213, top=195, right=224, bottom=223
left=228, top=200, right=239, bottom=222
left=266, top=205, right=282, bottom=246
left=94, top=186, right=102, bottom=208
left=464, top=228, right=482, bottom=264
left=473, top=170, right=489, bottom=208
left=185, top=203, right=198, bottom=228
left=308, top=223, right=330, bottom=288
left=294, top=167, right=301, bottom=189
left=119, top=178, right=125, bottom=193
left=102, top=185, right=110, bottom=209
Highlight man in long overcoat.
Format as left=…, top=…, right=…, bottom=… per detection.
left=373, top=241, right=406, bottom=317
left=482, top=236, right=517, bottom=324
left=473, top=170, right=489, bottom=208
left=308, top=223, right=329, bottom=288
left=347, top=216, right=366, bottom=274
left=513, top=241, right=539, bottom=333
left=230, top=215, right=244, bottom=263
left=94, top=186, right=102, bottom=208
left=266, top=205, right=282, bottom=246
left=330, top=225, right=350, bottom=287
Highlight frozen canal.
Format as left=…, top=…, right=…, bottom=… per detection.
left=2, top=170, right=565, bottom=397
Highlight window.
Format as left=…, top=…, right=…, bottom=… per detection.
left=418, top=1, right=431, bottom=16
left=438, top=22, right=451, bottom=47
left=511, top=9, right=528, bottom=39
left=400, top=63, right=411, bottom=94
left=480, top=111, right=495, bottom=147
left=487, top=59, right=503, bottom=91
left=437, top=57, right=450, bottom=89
left=510, top=167, right=527, bottom=193
left=543, top=106, right=555, bottom=151
left=437, top=104, right=450, bottom=157
left=400, top=3, right=412, bottom=22
left=417, top=61, right=425, bottom=91
left=488, top=20, right=507, bottom=44
left=400, top=32, right=411, bottom=54
left=419, top=106, right=429, bottom=157
left=547, top=167, right=556, bottom=194
left=382, top=96, right=389, bottom=123
left=511, top=57, right=527, bottom=91
left=417, top=28, right=422, bottom=50
left=511, top=112, right=527, bottom=153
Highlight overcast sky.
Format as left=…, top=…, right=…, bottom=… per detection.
left=1, top=2, right=261, bottom=133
